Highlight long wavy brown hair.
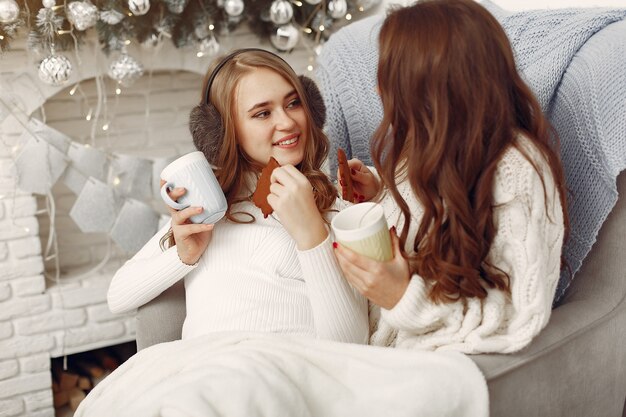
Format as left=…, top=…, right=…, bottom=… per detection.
left=190, top=50, right=336, bottom=223
left=372, top=0, right=570, bottom=303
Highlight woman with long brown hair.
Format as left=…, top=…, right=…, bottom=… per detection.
left=334, top=0, right=569, bottom=353
left=108, top=49, right=368, bottom=344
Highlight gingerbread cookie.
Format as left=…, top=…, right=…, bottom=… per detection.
left=337, top=148, right=354, bottom=202
left=252, top=157, right=281, bottom=218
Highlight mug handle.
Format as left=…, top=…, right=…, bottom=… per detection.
left=160, top=182, right=189, bottom=210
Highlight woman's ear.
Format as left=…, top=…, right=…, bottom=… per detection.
left=189, top=103, right=223, bottom=164
left=298, top=75, right=326, bottom=130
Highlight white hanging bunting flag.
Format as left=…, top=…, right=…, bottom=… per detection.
left=110, top=154, right=153, bottom=200
left=61, top=164, right=89, bottom=195
left=27, top=118, right=72, bottom=154
left=69, top=177, right=118, bottom=233
left=68, top=142, right=108, bottom=181
left=15, top=136, right=68, bottom=195
left=110, top=199, right=160, bottom=253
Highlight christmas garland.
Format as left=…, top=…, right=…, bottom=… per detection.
left=0, top=0, right=380, bottom=86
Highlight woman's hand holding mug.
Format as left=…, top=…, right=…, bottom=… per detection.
left=160, top=180, right=214, bottom=265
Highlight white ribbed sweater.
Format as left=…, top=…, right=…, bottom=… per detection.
left=369, top=138, right=565, bottom=353
left=107, top=201, right=369, bottom=344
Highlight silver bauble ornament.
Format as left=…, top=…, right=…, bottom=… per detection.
left=42, top=0, right=55, bottom=8
left=0, top=0, right=20, bottom=24
left=269, top=0, right=293, bottom=26
left=67, top=1, right=98, bottom=31
left=196, top=37, right=220, bottom=57
left=166, top=0, right=188, bottom=14
left=304, top=0, right=321, bottom=4
left=270, top=23, right=299, bottom=52
left=128, top=0, right=150, bottom=16
left=108, top=53, right=144, bottom=87
left=38, top=54, right=73, bottom=86
left=223, top=0, right=244, bottom=17
left=328, top=0, right=347, bottom=19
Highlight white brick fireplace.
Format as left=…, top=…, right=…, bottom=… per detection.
left=0, top=32, right=311, bottom=417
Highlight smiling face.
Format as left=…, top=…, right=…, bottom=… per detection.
left=234, top=67, right=308, bottom=167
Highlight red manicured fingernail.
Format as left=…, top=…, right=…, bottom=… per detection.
left=351, top=168, right=356, bottom=175
left=332, top=242, right=338, bottom=249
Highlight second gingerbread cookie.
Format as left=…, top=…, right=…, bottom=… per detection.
left=337, top=148, right=354, bottom=202
left=252, top=157, right=281, bottom=218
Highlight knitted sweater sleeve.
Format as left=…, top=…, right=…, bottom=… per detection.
left=297, top=231, right=369, bottom=344
left=376, top=143, right=565, bottom=353
left=107, top=221, right=197, bottom=314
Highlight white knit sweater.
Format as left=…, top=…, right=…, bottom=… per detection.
left=369, top=137, right=565, bottom=353
left=107, top=200, right=369, bottom=344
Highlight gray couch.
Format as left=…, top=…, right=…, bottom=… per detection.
left=135, top=177, right=626, bottom=417
left=133, top=13, right=626, bottom=417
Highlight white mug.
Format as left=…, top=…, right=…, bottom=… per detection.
left=331, top=202, right=393, bottom=262
left=160, top=151, right=227, bottom=224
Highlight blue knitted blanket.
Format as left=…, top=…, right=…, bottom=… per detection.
left=316, top=3, right=626, bottom=304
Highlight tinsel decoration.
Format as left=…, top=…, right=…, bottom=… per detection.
left=66, top=1, right=99, bottom=31
left=38, top=53, right=73, bottom=86
left=108, top=52, right=144, bottom=87
left=36, top=6, right=63, bottom=38
left=99, top=9, right=125, bottom=25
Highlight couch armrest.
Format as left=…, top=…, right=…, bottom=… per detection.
left=471, top=172, right=626, bottom=417
left=135, top=280, right=186, bottom=351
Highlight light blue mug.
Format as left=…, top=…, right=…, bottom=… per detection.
left=160, top=151, right=227, bottom=224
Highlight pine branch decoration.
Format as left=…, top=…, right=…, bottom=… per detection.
left=7, top=0, right=378, bottom=56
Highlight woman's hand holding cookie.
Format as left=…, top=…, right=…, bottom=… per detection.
left=338, top=159, right=381, bottom=203
left=267, top=165, right=327, bottom=250
left=160, top=180, right=214, bottom=265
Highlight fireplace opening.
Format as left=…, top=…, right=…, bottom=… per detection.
left=51, top=341, right=137, bottom=416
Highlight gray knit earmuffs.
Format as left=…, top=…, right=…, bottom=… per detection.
left=189, top=48, right=326, bottom=165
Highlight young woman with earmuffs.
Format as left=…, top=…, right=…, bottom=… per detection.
left=107, top=49, right=368, bottom=344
